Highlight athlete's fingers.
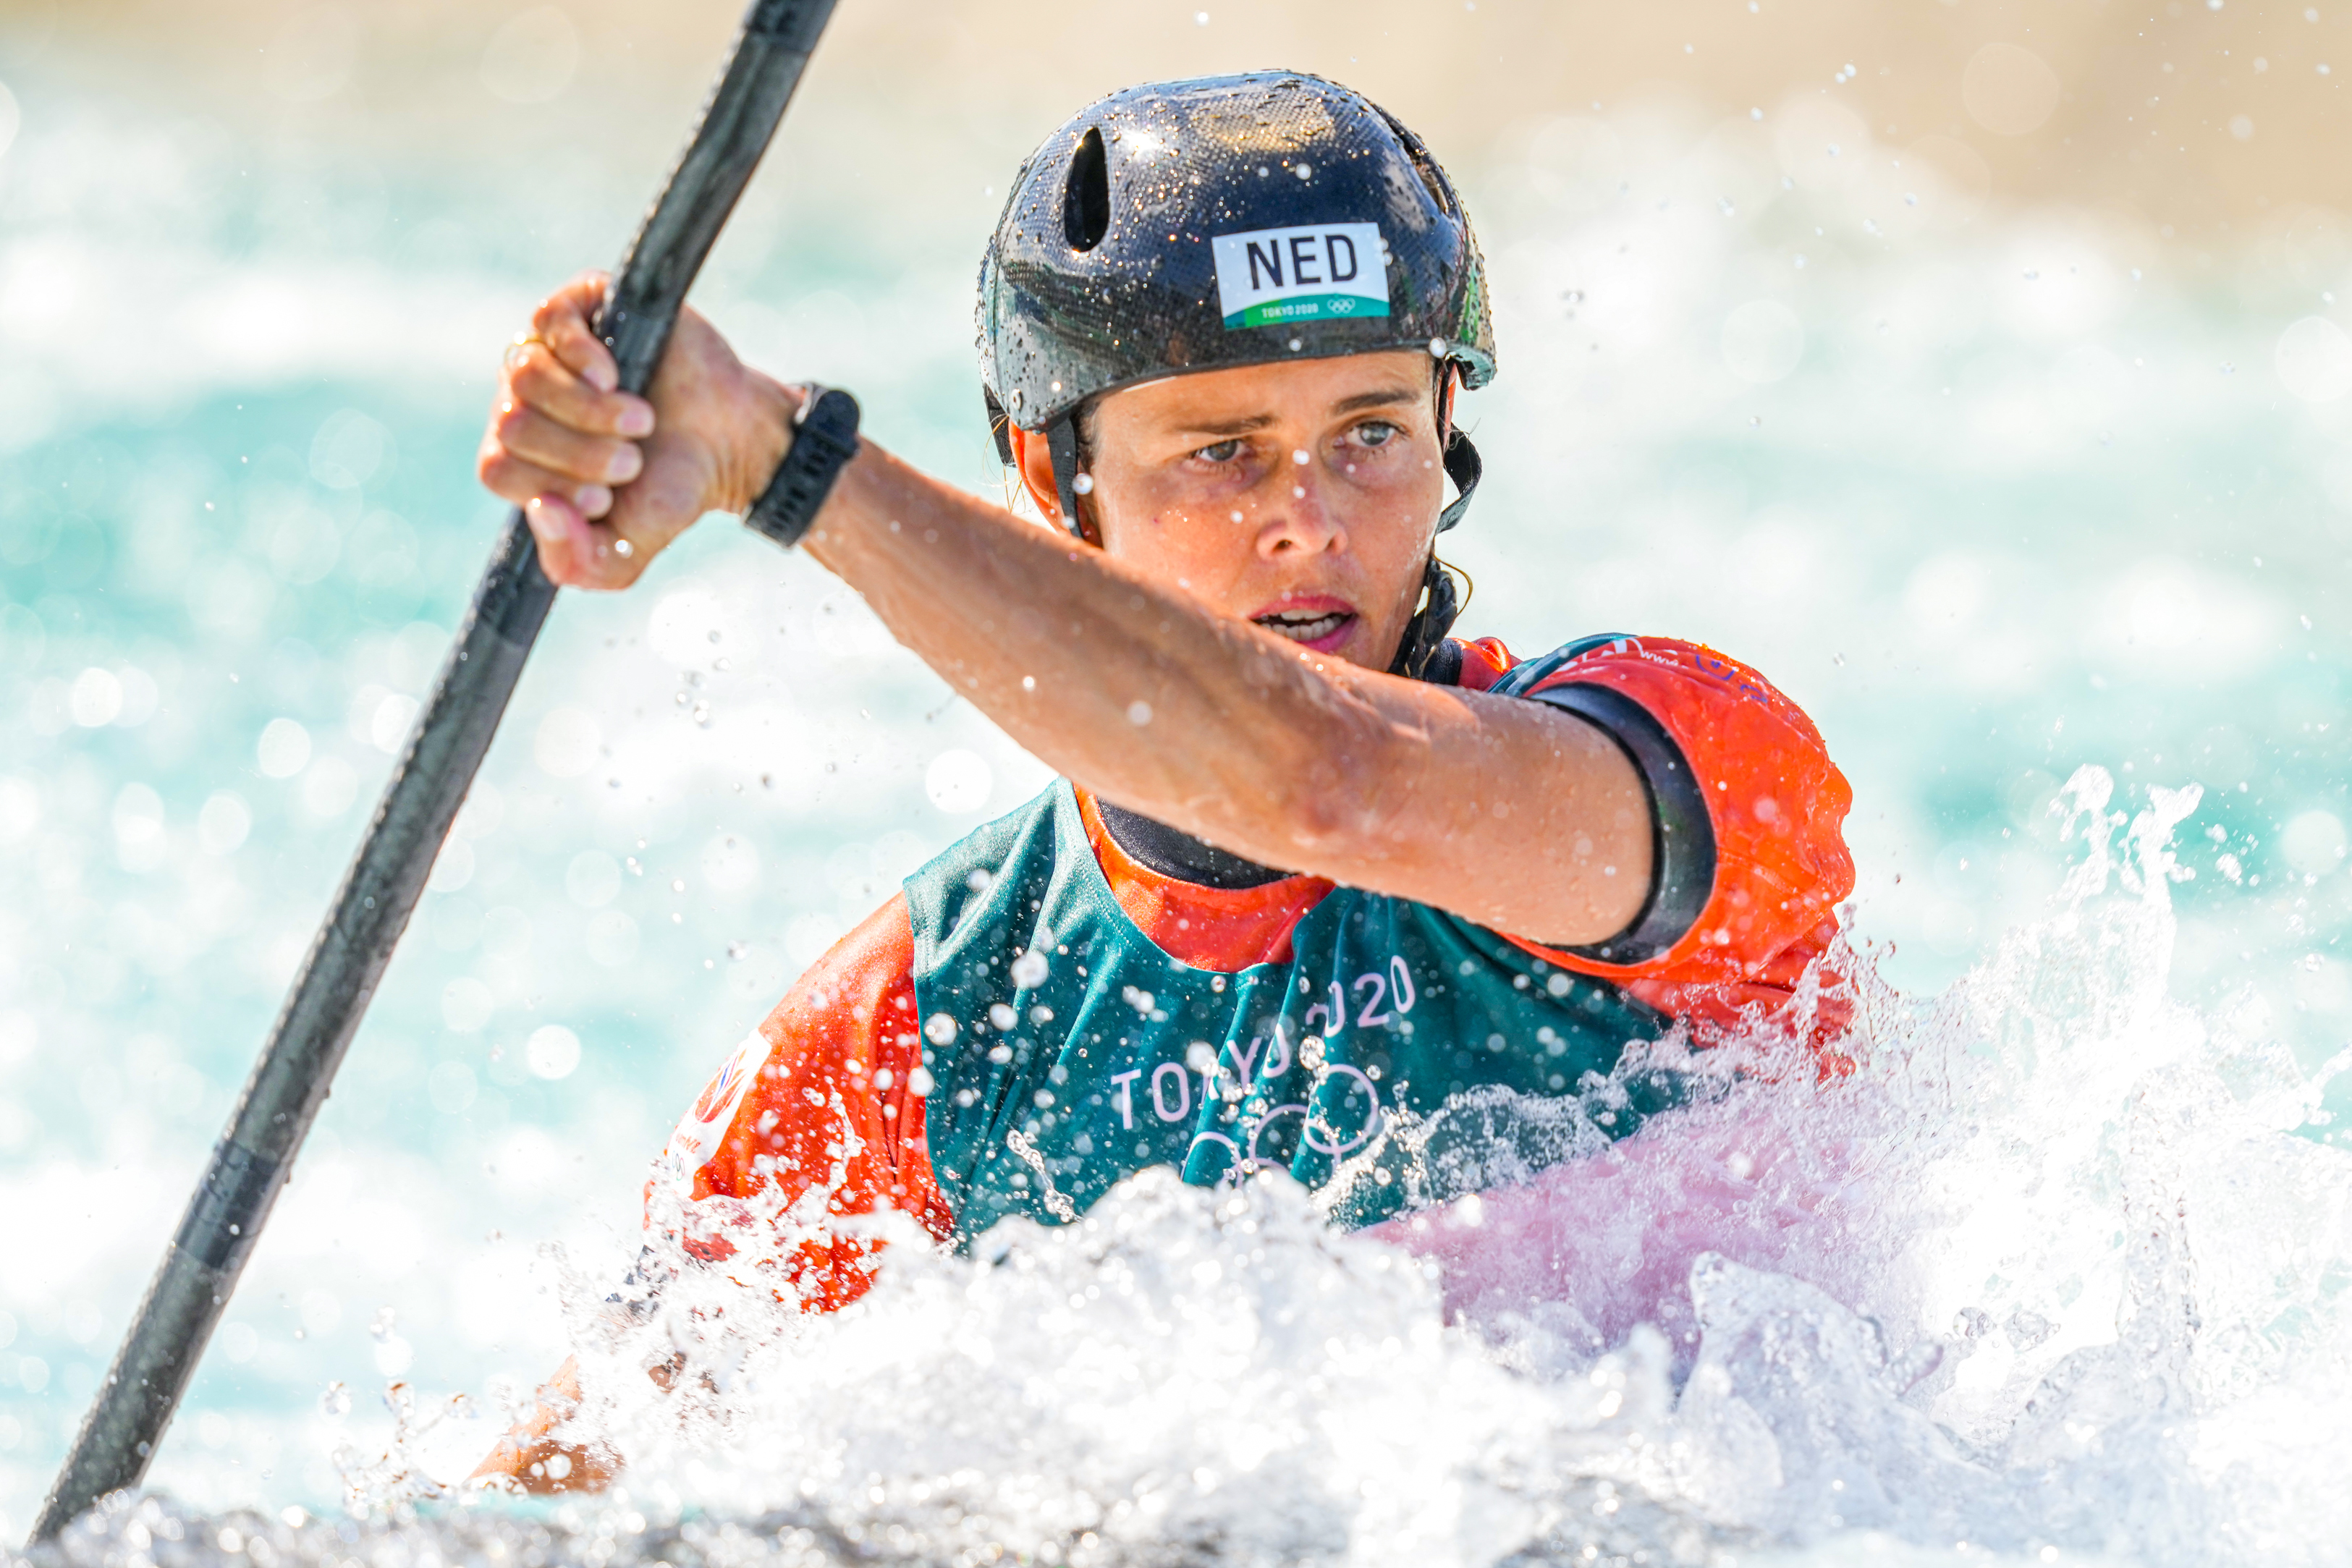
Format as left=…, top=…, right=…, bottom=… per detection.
left=478, top=444, right=614, bottom=519
left=509, top=342, right=655, bottom=441
left=530, top=274, right=619, bottom=394
left=493, top=401, right=643, bottom=489
left=523, top=493, right=651, bottom=593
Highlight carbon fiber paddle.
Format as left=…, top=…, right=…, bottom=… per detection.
left=31, top=0, right=839, bottom=1539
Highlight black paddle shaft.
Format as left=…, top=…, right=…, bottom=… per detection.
left=31, top=0, right=837, bottom=1542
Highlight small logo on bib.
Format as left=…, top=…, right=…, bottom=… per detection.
left=1211, top=223, right=1389, bottom=330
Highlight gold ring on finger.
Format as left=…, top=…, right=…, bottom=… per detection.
left=503, top=332, right=544, bottom=371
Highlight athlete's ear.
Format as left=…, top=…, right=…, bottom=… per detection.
left=1435, top=363, right=1460, bottom=445
left=1007, top=424, right=1063, bottom=526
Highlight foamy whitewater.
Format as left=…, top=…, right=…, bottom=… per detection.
left=17, top=766, right=2346, bottom=1568
left=9, top=11, right=2352, bottom=1561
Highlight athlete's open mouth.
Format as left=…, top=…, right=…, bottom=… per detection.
left=1253, top=607, right=1355, bottom=646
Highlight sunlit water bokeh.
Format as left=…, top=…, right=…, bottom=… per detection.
left=4, top=25, right=2352, bottom=1566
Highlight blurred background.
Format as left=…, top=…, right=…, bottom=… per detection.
left=3, top=0, right=2349, bottom=1533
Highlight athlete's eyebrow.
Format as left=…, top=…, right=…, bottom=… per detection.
left=1169, top=387, right=1421, bottom=440
left=1327, top=387, right=1422, bottom=417
left=1171, top=412, right=1277, bottom=438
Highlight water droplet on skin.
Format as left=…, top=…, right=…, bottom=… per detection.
left=1127, top=700, right=1154, bottom=726
left=1073, top=474, right=1094, bottom=494
left=614, top=538, right=633, bottom=557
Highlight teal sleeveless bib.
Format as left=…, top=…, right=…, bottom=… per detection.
left=904, top=784, right=1689, bottom=1243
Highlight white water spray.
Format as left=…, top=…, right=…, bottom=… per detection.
left=22, top=770, right=2351, bottom=1567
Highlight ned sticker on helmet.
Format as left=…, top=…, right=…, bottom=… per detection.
left=1210, top=222, right=1389, bottom=331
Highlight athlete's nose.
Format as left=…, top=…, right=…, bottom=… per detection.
left=1255, top=449, right=1343, bottom=559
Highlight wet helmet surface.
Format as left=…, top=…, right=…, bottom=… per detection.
left=978, top=71, right=1497, bottom=440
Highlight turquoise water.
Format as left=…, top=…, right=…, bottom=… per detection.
left=4, top=27, right=2351, bottom=1564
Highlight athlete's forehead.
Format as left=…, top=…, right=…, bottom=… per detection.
left=1097, top=352, right=1431, bottom=439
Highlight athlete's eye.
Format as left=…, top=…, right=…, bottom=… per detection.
left=1350, top=420, right=1401, bottom=449
left=1193, top=438, right=1244, bottom=464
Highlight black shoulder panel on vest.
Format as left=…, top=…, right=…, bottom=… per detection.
left=1523, top=682, right=1717, bottom=965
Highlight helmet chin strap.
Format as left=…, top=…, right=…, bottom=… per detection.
left=1046, top=414, right=1089, bottom=540
left=1392, top=423, right=1481, bottom=679
left=1437, top=425, right=1482, bottom=533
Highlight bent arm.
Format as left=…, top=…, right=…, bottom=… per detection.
left=803, top=446, right=1651, bottom=944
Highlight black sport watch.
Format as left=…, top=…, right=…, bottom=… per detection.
left=743, top=383, right=861, bottom=549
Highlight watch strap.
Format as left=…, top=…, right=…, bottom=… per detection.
left=743, top=384, right=861, bottom=549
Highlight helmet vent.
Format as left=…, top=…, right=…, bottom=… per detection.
left=1062, top=127, right=1112, bottom=253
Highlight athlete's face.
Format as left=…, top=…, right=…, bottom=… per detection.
left=1019, top=352, right=1450, bottom=669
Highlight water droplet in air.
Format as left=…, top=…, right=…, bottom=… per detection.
left=1073, top=473, right=1094, bottom=494
left=319, top=1383, right=352, bottom=1417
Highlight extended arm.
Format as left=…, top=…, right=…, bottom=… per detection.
left=800, top=448, right=1650, bottom=943
left=483, top=276, right=1650, bottom=944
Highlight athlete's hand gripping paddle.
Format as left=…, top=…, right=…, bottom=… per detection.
left=30, top=0, right=838, bottom=1541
